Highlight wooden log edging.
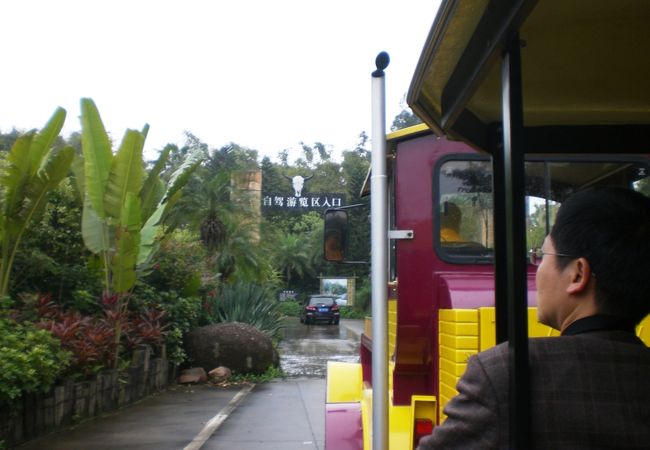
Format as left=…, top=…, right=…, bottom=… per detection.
left=0, top=344, right=173, bottom=448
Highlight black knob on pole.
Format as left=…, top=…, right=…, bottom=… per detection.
left=372, top=52, right=390, bottom=77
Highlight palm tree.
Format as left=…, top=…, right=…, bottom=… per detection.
left=168, top=166, right=276, bottom=285
left=273, top=233, right=313, bottom=288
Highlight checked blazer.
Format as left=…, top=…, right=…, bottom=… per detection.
left=417, top=330, right=650, bottom=449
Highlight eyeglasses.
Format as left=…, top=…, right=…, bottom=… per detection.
left=529, top=248, right=576, bottom=266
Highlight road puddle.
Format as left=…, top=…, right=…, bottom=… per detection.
left=278, top=318, right=360, bottom=377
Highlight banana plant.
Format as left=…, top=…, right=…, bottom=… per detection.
left=0, top=108, right=75, bottom=297
left=79, top=98, right=202, bottom=296
left=80, top=98, right=202, bottom=368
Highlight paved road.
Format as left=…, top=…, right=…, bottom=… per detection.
left=15, top=319, right=364, bottom=450
left=279, top=317, right=362, bottom=377
left=201, top=379, right=325, bottom=450
left=15, top=384, right=244, bottom=450
left=199, top=318, right=363, bottom=449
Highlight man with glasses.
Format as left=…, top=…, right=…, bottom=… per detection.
left=418, top=187, right=650, bottom=449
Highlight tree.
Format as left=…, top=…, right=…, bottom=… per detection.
left=391, top=96, right=423, bottom=131
left=166, top=136, right=277, bottom=286
left=0, top=129, right=21, bottom=154
left=0, top=108, right=74, bottom=296
left=340, top=138, right=371, bottom=269
left=79, top=98, right=201, bottom=366
left=79, top=98, right=202, bottom=297
left=11, top=178, right=102, bottom=307
left=272, top=232, right=313, bottom=289
left=261, top=156, right=285, bottom=196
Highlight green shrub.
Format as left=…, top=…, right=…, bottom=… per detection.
left=339, top=306, right=367, bottom=319
left=144, top=230, right=206, bottom=297
left=202, top=281, right=284, bottom=338
left=130, top=286, right=203, bottom=366
left=277, top=300, right=302, bottom=317
left=10, top=179, right=103, bottom=304
left=227, top=365, right=284, bottom=384
left=0, top=317, right=71, bottom=407
left=354, top=277, right=371, bottom=312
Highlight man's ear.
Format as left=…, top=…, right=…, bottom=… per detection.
left=566, top=257, right=593, bottom=295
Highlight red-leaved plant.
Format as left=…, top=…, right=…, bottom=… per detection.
left=31, top=294, right=167, bottom=377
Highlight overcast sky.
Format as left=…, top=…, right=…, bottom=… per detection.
left=1, top=0, right=440, bottom=161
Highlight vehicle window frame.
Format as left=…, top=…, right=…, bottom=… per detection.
left=433, top=153, right=650, bottom=265
left=389, top=160, right=397, bottom=282
left=433, top=153, right=494, bottom=265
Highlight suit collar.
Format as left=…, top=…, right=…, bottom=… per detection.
left=562, top=314, right=636, bottom=336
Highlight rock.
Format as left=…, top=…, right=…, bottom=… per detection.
left=178, top=367, right=207, bottom=384
left=208, top=366, right=232, bottom=383
left=186, top=322, right=276, bottom=375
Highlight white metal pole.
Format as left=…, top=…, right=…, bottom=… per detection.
left=370, top=51, right=389, bottom=450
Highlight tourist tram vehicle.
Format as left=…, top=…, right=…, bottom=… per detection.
left=323, top=1, right=650, bottom=449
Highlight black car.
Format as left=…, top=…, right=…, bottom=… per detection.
left=300, top=295, right=340, bottom=325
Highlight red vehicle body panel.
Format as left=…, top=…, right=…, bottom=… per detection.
left=390, top=134, right=538, bottom=405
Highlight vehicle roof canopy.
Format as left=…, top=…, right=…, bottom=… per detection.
left=408, top=0, right=650, bottom=154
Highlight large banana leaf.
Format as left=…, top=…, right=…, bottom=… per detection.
left=81, top=196, right=111, bottom=254
left=137, top=204, right=164, bottom=267
left=141, top=123, right=149, bottom=140
left=20, top=146, right=75, bottom=227
left=140, top=145, right=170, bottom=220
left=28, top=107, right=66, bottom=176
left=111, top=192, right=141, bottom=293
left=104, top=129, right=144, bottom=219
left=162, top=149, right=203, bottom=204
left=80, top=98, right=112, bottom=218
left=136, top=151, right=203, bottom=268
left=0, top=111, right=69, bottom=238
left=1, top=134, right=32, bottom=223
left=70, top=152, right=85, bottom=203
left=0, top=108, right=71, bottom=296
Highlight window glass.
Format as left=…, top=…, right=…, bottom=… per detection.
left=309, top=296, right=335, bottom=306
left=525, top=160, right=650, bottom=253
left=438, top=159, right=494, bottom=260
left=437, top=158, right=650, bottom=263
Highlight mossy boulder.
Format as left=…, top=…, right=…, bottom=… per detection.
left=185, top=322, right=278, bottom=375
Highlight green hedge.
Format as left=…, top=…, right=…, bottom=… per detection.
left=277, top=300, right=302, bottom=317
left=0, top=318, right=70, bottom=408
left=339, top=306, right=367, bottom=319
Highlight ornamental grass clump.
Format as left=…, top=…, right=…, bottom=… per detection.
left=202, top=281, right=284, bottom=338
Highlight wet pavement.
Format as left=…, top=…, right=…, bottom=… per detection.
left=201, top=378, right=325, bottom=450
left=13, top=319, right=364, bottom=450
left=15, top=384, right=244, bottom=450
left=278, top=318, right=361, bottom=377
left=202, top=319, right=364, bottom=449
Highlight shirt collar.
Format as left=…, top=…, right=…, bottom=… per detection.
left=562, top=314, right=636, bottom=336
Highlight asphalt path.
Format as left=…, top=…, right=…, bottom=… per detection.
left=278, top=317, right=362, bottom=377
left=15, top=319, right=364, bottom=450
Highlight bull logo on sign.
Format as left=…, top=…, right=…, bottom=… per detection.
left=283, top=174, right=314, bottom=197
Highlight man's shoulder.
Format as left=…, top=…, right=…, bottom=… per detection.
left=529, top=331, right=649, bottom=352
left=473, top=332, right=650, bottom=367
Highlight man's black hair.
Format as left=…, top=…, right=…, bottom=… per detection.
left=550, top=187, right=650, bottom=324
